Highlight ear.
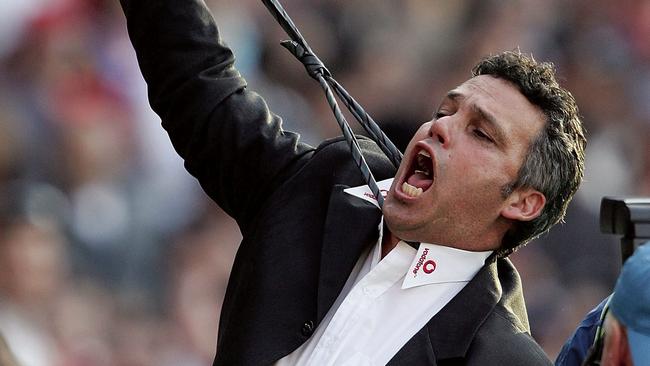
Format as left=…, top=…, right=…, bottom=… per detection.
left=618, top=326, right=633, bottom=366
left=500, top=188, right=545, bottom=222
left=602, top=315, right=634, bottom=366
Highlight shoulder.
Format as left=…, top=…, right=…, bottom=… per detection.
left=463, top=258, right=552, bottom=365
left=465, top=309, right=552, bottom=366
left=313, top=135, right=386, bottom=160
left=305, top=135, right=397, bottom=181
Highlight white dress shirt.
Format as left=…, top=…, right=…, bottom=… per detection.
left=276, top=179, right=492, bottom=366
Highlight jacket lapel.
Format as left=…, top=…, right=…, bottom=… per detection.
left=425, top=259, right=502, bottom=360
left=316, top=184, right=382, bottom=322
left=387, top=327, right=437, bottom=365
left=388, top=258, right=503, bottom=365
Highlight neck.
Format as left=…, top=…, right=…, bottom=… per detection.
left=380, top=228, right=504, bottom=258
left=381, top=226, right=401, bottom=258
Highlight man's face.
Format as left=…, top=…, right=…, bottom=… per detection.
left=383, top=75, right=546, bottom=250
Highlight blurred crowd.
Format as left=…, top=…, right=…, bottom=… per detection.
left=0, top=0, right=648, bottom=365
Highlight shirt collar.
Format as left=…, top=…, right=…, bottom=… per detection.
left=344, top=180, right=493, bottom=289
left=343, top=178, right=393, bottom=208
left=401, top=242, right=492, bottom=289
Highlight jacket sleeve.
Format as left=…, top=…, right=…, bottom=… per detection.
left=120, top=0, right=313, bottom=225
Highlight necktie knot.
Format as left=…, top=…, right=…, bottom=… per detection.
left=281, top=40, right=330, bottom=80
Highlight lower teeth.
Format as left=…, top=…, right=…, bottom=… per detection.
left=402, top=182, right=423, bottom=197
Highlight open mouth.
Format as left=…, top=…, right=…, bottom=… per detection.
left=401, top=149, right=434, bottom=198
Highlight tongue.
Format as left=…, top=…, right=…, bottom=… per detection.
left=407, top=172, right=433, bottom=191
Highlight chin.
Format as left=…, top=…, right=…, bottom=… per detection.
left=383, top=209, right=422, bottom=241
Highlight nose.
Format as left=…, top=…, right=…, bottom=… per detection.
left=429, top=118, right=450, bottom=147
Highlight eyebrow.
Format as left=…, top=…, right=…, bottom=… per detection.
left=444, top=91, right=507, bottom=145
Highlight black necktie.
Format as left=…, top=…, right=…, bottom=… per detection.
left=261, top=0, right=403, bottom=209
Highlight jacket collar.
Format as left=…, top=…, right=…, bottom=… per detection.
left=387, top=258, right=503, bottom=365
left=425, top=257, right=528, bottom=361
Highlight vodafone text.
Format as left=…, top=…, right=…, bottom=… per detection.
left=412, top=248, right=437, bottom=277
left=412, top=248, right=429, bottom=276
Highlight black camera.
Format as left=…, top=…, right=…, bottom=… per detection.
left=600, top=197, right=650, bottom=262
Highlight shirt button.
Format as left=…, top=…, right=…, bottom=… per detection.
left=301, top=320, right=314, bottom=337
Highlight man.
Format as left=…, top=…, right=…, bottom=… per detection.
left=120, top=0, right=585, bottom=364
left=555, top=297, right=610, bottom=366
left=577, top=244, right=650, bottom=366
left=599, top=243, right=650, bottom=366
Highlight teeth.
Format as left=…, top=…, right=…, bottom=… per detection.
left=418, top=150, right=430, bottom=158
left=402, top=182, right=423, bottom=197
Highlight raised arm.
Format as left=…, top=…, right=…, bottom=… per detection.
left=120, top=0, right=313, bottom=225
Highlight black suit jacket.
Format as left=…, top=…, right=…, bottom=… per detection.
left=121, top=0, right=552, bottom=365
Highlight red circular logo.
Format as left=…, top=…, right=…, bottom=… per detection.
left=423, top=260, right=437, bottom=274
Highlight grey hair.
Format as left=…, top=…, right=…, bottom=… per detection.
left=472, top=51, right=586, bottom=257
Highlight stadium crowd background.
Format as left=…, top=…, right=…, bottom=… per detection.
left=0, top=0, right=648, bottom=364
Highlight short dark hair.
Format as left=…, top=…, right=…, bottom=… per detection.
left=472, top=51, right=586, bottom=257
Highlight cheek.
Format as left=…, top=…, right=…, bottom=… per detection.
left=458, top=146, right=515, bottom=181
left=446, top=154, right=511, bottom=198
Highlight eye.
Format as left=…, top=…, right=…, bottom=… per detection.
left=435, top=111, right=448, bottom=119
left=473, top=128, right=494, bottom=143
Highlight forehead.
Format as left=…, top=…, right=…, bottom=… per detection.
left=452, top=75, right=546, bottom=145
